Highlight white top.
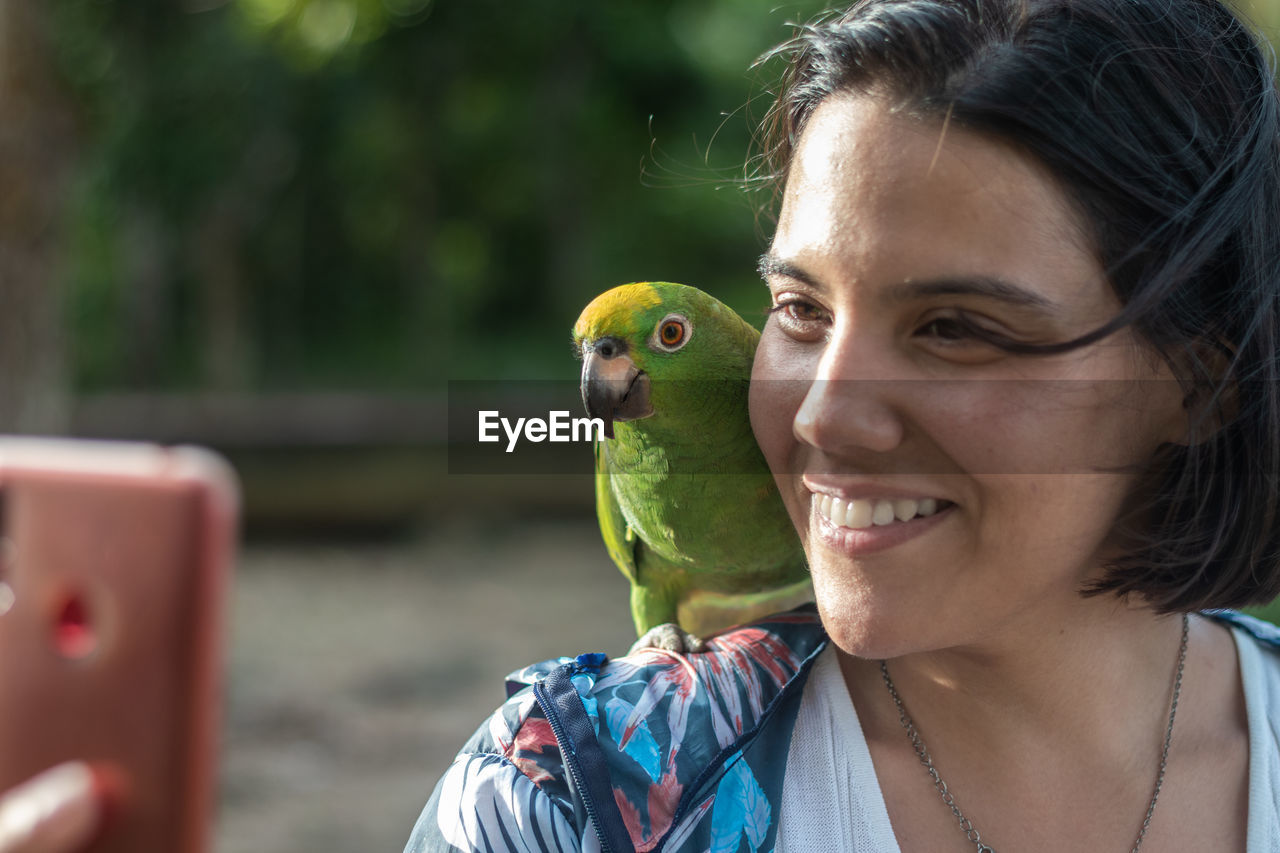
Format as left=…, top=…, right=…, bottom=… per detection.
left=777, top=624, right=1280, bottom=852
left=776, top=641, right=900, bottom=851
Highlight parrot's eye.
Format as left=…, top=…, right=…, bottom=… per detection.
left=650, top=314, right=691, bottom=352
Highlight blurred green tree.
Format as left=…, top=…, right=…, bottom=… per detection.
left=0, top=0, right=75, bottom=432
left=48, top=0, right=828, bottom=395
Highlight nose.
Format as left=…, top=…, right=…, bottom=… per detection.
left=792, top=333, right=906, bottom=455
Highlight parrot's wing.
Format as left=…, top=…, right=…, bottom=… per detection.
left=595, top=439, right=639, bottom=584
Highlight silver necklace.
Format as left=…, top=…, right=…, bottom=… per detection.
left=878, top=612, right=1189, bottom=853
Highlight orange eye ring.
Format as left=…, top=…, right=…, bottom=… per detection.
left=660, top=321, right=684, bottom=346
left=650, top=313, right=691, bottom=352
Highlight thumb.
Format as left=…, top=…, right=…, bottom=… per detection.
left=0, top=763, right=102, bottom=853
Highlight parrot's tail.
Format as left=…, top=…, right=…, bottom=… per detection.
left=676, top=578, right=815, bottom=640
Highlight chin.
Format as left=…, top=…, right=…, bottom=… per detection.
left=820, top=614, right=911, bottom=660
left=809, top=574, right=923, bottom=661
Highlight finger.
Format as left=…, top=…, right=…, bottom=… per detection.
left=0, top=763, right=101, bottom=853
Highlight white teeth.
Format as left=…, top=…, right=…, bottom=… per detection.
left=871, top=500, right=895, bottom=526
left=815, top=494, right=946, bottom=529
left=846, top=499, right=873, bottom=529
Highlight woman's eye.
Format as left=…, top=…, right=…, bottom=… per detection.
left=768, top=298, right=828, bottom=337
left=918, top=316, right=973, bottom=342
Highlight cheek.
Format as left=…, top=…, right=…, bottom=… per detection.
left=922, top=381, right=1139, bottom=478
left=750, top=327, right=813, bottom=533
left=749, top=326, right=809, bottom=468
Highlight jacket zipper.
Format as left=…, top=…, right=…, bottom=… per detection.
left=534, top=678, right=616, bottom=853
left=653, top=638, right=828, bottom=849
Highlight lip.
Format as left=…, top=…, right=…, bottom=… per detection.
left=810, top=494, right=955, bottom=556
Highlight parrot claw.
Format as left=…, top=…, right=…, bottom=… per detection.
left=629, top=623, right=707, bottom=656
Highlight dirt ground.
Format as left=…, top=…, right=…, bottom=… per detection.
left=215, top=518, right=636, bottom=853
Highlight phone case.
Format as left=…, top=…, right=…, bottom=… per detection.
left=0, top=437, right=237, bottom=853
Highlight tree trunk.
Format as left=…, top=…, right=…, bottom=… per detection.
left=0, top=0, right=75, bottom=434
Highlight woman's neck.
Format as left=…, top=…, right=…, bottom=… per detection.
left=836, top=604, right=1249, bottom=852
left=841, top=598, right=1188, bottom=766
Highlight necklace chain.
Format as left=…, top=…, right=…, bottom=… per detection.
left=878, top=612, right=1189, bottom=853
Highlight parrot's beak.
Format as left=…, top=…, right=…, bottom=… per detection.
left=580, top=338, right=653, bottom=439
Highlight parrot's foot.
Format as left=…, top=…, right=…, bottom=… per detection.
left=629, top=623, right=707, bottom=656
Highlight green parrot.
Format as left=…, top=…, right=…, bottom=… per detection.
left=573, top=281, right=812, bottom=652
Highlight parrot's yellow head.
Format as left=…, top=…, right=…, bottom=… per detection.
left=573, top=283, right=665, bottom=345
left=572, top=281, right=758, bottom=439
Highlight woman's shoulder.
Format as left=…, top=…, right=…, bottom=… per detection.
left=497, top=604, right=829, bottom=792
left=407, top=607, right=828, bottom=853
left=1202, top=609, right=1280, bottom=708
left=1205, top=609, right=1280, bottom=649
left=1203, top=610, right=1280, bottom=851
left=491, top=605, right=829, bottom=765
left=505, top=604, right=827, bottom=698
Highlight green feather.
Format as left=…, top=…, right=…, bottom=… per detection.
left=574, top=282, right=811, bottom=639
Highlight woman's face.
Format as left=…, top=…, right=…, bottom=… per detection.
left=750, top=93, right=1185, bottom=658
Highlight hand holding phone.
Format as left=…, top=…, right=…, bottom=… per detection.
left=0, top=762, right=104, bottom=853
left=0, top=439, right=237, bottom=853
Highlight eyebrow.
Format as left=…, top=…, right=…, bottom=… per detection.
left=757, top=252, right=1056, bottom=311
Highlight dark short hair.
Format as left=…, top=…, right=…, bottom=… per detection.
left=758, top=0, right=1280, bottom=612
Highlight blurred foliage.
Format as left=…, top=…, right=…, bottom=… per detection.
left=1250, top=598, right=1280, bottom=627
left=48, top=0, right=829, bottom=392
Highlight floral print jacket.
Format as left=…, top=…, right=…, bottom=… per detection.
left=405, top=607, right=828, bottom=853
left=404, top=607, right=1280, bottom=853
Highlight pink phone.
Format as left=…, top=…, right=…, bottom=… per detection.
left=0, top=437, right=237, bottom=853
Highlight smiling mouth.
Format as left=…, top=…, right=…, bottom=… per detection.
left=814, top=495, right=955, bottom=529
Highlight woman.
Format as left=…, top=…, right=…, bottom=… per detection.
left=408, top=0, right=1280, bottom=849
